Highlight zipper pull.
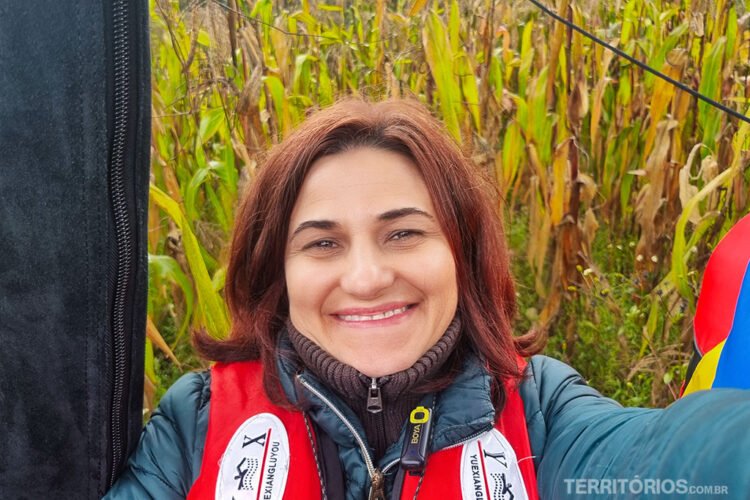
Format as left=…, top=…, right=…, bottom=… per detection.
left=368, top=469, right=385, bottom=500
left=367, top=378, right=383, bottom=414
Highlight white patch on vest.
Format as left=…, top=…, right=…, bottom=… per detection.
left=459, top=428, right=528, bottom=500
left=216, top=413, right=290, bottom=500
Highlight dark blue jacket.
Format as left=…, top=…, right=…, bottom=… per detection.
left=105, top=355, right=750, bottom=499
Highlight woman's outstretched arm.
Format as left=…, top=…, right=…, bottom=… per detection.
left=104, top=371, right=210, bottom=499
left=523, top=355, right=750, bottom=498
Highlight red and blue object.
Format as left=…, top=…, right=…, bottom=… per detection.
left=683, top=213, right=750, bottom=395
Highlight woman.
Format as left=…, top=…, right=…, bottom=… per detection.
left=107, top=99, right=750, bottom=499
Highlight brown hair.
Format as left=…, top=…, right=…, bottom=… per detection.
left=194, top=98, right=540, bottom=408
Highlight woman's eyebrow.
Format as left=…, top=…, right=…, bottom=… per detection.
left=291, top=219, right=339, bottom=237
left=378, top=207, right=434, bottom=221
left=291, top=208, right=433, bottom=238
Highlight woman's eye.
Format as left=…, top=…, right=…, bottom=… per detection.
left=304, top=239, right=337, bottom=251
left=390, top=230, right=421, bottom=241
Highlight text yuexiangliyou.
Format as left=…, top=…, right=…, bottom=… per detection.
left=262, top=441, right=280, bottom=499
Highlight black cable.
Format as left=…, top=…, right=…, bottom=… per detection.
left=391, top=467, right=406, bottom=500
left=527, top=0, right=750, bottom=125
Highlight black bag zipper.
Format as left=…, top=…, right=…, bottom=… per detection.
left=106, top=0, right=142, bottom=488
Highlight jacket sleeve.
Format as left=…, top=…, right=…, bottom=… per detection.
left=523, top=355, right=750, bottom=499
left=104, top=371, right=210, bottom=499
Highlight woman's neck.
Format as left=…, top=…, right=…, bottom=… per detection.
left=286, top=316, right=461, bottom=461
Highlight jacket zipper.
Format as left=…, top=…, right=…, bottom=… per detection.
left=298, top=375, right=491, bottom=497
left=442, top=426, right=492, bottom=450
left=108, top=0, right=134, bottom=487
left=297, top=375, right=384, bottom=497
left=367, top=377, right=384, bottom=413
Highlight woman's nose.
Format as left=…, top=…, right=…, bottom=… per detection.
left=339, top=244, right=395, bottom=298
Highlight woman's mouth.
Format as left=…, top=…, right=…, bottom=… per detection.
left=337, top=305, right=411, bottom=322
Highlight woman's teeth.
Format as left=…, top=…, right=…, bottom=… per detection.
left=339, top=305, right=409, bottom=322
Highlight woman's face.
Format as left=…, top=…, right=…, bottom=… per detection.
left=285, top=147, right=458, bottom=377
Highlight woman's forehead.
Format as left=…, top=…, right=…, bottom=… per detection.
left=289, top=147, right=436, bottom=223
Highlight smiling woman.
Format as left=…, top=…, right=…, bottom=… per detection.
left=106, top=99, right=750, bottom=500
left=196, top=98, right=532, bottom=408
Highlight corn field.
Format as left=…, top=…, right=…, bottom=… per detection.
left=146, top=0, right=750, bottom=411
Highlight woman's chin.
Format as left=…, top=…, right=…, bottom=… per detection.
left=343, top=353, right=415, bottom=378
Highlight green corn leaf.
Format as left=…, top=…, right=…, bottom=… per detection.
left=184, top=166, right=213, bottom=223
left=291, top=11, right=318, bottom=32
left=698, top=38, right=726, bottom=152
left=150, top=184, right=230, bottom=338
left=502, top=121, right=524, bottom=187
left=672, top=164, right=739, bottom=302
left=197, top=29, right=211, bottom=48
left=263, top=75, right=290, bottom=137
left=423, top=10, right=461, bottom=141
left=449, top=0, right=460, bottom=54
left=318, top=59, right=333, bottom=106
left=686, top=212, right=721, bottom=254
left=518, top=21, right=534, bottom=96
left=212, top=266, right=227, bottom=293
left=320, top=28, right=342, bottom=45
left=529, top=68, right=554, bottom=165
left=293, top=53, right=317, bottom=96
left=643, top=23, right=688, bottom=89
left=617, top=66, right=631, bottom=107
left=218, top=146, right=238, bottom=196
left=620, top=0, right=637, bottom=45
left=620, top=166, right=635, bottom=218
left=198, top=107, right=225, bottom=145
left=512, top=94, right=529, bottom=133
left=205, top=183, right=229, bottom=233
left=726, top=7, right=738, bottom=63
left=488, top=55, right=503, bottom=102
left=642, top=298, right=661, bottom=356
left=148, top=253, right=195, bottom=341
left=457, top=52, right=480, bottom=132
left=250, top=0, right=274, bottom=43
left=319, top=4, right=343, bottom=12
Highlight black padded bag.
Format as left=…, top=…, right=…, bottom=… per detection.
left=0, top=1, right=150, bottom=497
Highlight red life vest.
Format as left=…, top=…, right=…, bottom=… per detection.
left=189, top=361, right=539, bottom=499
